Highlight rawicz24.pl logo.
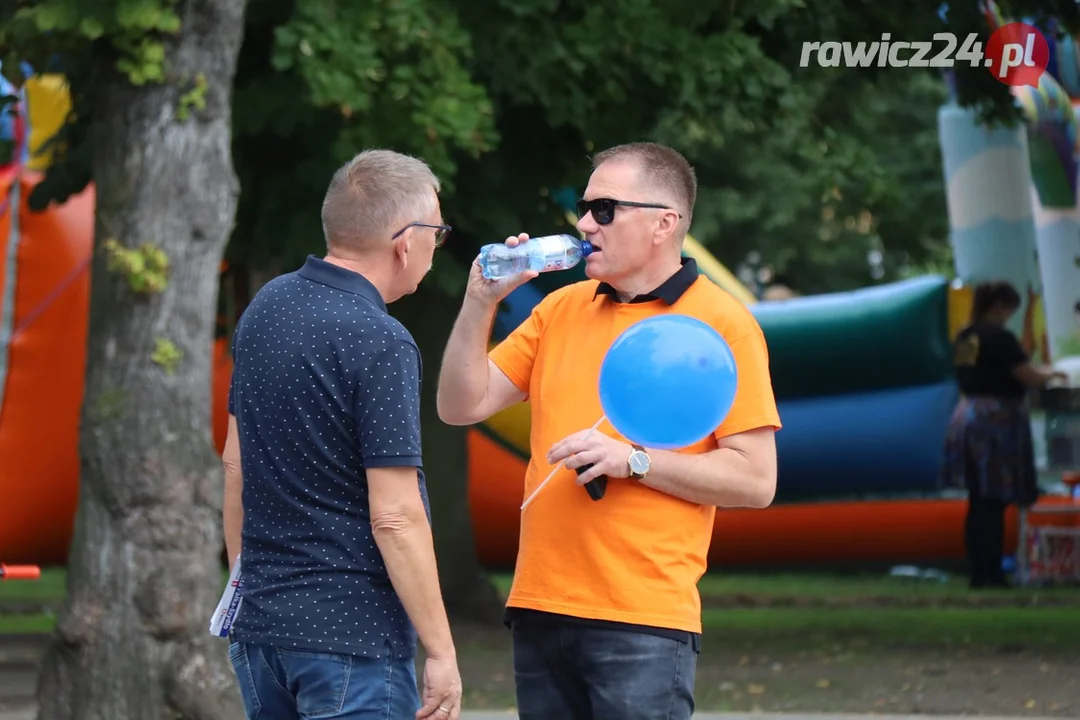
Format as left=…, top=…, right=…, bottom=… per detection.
left=799, top=23, right=1049, bottom=87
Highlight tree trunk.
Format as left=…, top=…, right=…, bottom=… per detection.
left=392, top=283, right=505, bottom=625
left=35, top=1, right=248, bottom=718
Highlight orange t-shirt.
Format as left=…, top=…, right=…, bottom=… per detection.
left=488, top=274, right=782, bottom=634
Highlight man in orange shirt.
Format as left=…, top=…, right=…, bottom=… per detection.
left=437, top=142, right=781, bottom=719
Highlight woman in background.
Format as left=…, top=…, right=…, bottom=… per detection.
left=944, top=280, right=1068, bottom=589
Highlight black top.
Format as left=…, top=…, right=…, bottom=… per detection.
left=228, top=255, right=428, bottom=659
left=953, top=321, right=1029, bottom=400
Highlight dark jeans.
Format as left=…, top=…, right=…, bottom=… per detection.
left=511, top=616, right=697, bottom=720
left=965, top=494, right=1008, bottom=588
left=228, top=641, right=419, bottom=719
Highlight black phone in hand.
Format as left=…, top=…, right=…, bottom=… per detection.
left=575, top=464, right=607, bottom=501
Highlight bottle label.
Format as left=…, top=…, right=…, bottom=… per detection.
left=535, top=235, right=572, bottom=271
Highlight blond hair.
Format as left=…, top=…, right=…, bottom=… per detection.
left=592, top=142, right=696, bottom=236
left=321, top=149, right=440, bottom=251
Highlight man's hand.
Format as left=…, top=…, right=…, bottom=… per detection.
left=417, top=655, right=462, bottom=720
left=547, top=429, right=633, bottom=485
left=464, top=233, right=538, bottom=307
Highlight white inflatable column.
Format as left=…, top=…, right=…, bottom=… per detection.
left=1030, top=197, right=1080, bottom=361
left=938, top=101, right=1043, bottom=344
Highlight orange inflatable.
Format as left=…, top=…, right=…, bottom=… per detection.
left=0, top=170, right=93, bottom=564
left=466, top=424, right=1079, bottom=570
left=4, top=169, right=1079, bottom=570
left=0, top=171, right=236, bottom=565
left=211, top=336, right=233, bottom=454
left=2, top=174, right=1077, bottom=572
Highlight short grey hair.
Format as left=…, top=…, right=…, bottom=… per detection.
left=592, top=142, right=696, bottom=237
left=321, top=149, right=441, bottom=250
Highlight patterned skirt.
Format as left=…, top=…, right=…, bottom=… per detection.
left=942, top=395, right=1038, bottom=505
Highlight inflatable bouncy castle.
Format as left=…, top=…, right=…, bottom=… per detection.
left=938, top=2, right=1080, bottom=364
left=0, top=64, right=93, bottom=565
left=469, top=247, right=1078, bottom=571
left=2, top=51, right=1076, bottom=570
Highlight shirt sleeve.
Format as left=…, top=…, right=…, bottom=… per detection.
left=227, top=333, right=239, bottom=416
left=714, top=328, right=782, bottom=440
left=354, top=340, right=423, bottom=469
left=487, top=299, right=548, bottom=396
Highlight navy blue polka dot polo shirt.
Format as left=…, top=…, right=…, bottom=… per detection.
left=227, top=254, right=429, bottom=660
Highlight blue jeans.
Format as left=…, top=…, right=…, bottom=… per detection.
left=511, top=616, right=697, bottom=720
left=228, top=641, right=419, bottom=719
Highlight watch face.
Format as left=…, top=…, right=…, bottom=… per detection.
left=629, top=452, right=649, bottom=474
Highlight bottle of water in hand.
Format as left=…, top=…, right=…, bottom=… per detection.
left=478, top=234, right=595, bottom=280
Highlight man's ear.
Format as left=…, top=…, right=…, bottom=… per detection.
left=653, top=211, right=680, bottom=245
left=395, top=232, right=410, bottom=269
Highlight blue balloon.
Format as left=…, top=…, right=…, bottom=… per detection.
left=598, top=314, right=739, bottom=450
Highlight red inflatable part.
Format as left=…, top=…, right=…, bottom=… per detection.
left=0, top=171, right=92, bottom=565
left=3, top=170, right=1076, bottom=571
left=465, top=429, right=1079, bottom=569
left=0, top=564, right=41, bottom=580
left=0, top=172, right=234, bottom=565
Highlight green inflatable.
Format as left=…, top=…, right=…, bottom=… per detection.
left=750, top=275, right=954, bottom=400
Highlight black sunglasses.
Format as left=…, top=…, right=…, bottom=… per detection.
left=576, top=198, right=680, bottom=225
left=392, top=222, right=451, bottom=247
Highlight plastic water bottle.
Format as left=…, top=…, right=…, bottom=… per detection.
left=478, top=234, right=594, bottom=280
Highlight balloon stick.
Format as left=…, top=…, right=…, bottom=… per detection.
left=520, top=415, right=607, bottom=511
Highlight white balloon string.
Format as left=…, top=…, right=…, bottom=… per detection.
left=520, top=415, right=607, bottom=511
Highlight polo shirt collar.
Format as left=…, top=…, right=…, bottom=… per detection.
left=593, top=257, right=700, bottom=305
left=298, top=255, right=387, bottom=311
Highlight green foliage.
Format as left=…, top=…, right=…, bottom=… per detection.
left=0, top=0, right=194, bottom=212
left=1, top=0, right=181, bottom=87
left=8, top=0, right=1079, bottom=298
left=225, top=0, right=974, bottom=294
left=899, top=241, right=957, bottom=282
left=442, top=0, right=962, bottom=293
left=102, top=239, right=170, bottom=294
left=176, top=72, right=207, bottom=120
left=150, top=338, right=183, bottom=374
left=270, top=0, right=495, bottom=175
left=1057, top=334, right=1080, bottom=357
left=229, top=0, right=497, bottom=280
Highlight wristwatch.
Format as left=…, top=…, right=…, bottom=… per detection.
left=627, top=444, right=651, bottom=479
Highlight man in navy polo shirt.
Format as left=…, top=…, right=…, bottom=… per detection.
left=221, top=149, right=462, bottom=720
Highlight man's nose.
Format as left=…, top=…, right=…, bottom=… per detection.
left=576, top=213, right=598, bottom=234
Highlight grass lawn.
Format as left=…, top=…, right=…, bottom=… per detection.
left=0, top=567, right=66, bottom=605
left=4, top=568, right=1080, bottom=714
left=0, top=615, right=54, bottom=633
left=6, top=567, right=1080, bottom=647
left=9, top=566, right=1079, bottom=605
left=495, top=569, right=1080, bottom=608
left=699, top=606, right=1080, bottom=648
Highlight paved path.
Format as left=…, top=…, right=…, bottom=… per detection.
left=3, top=711, right=1068, bottom=720
left=0, top=636, right=1064, bottom=720
left=456, top=716, right=1064, bottom=720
